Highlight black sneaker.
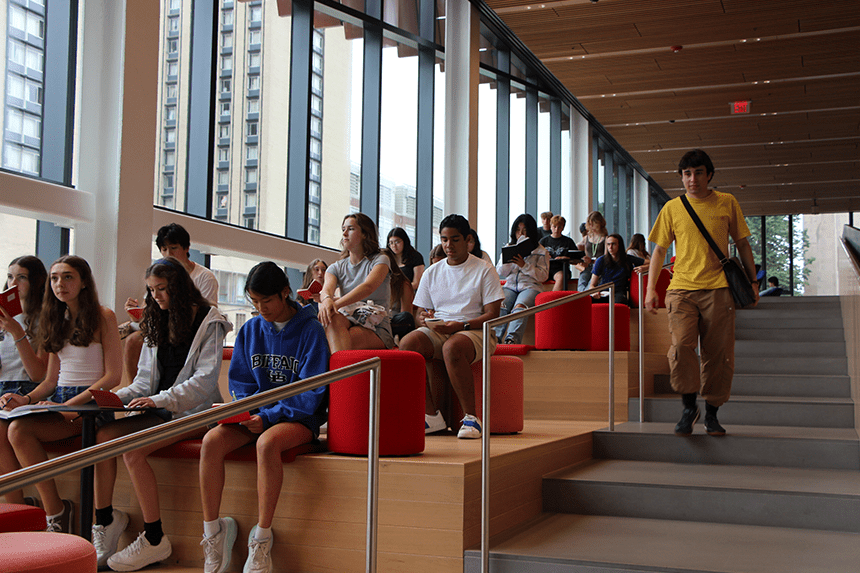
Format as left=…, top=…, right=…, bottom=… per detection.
left=46, top=499, right=74, bottom=533
left=674, top=406, right=700, bottom=436
left=704, top=414, right=726, bottom=436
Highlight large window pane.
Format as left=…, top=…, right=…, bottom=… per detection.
left=378, top=41, right=418, bottom=243
left=318, top=14, right=362, bottom=250
left=477, top=79, right=498, bottom=255
left=0, top=212, right=38, bottom=268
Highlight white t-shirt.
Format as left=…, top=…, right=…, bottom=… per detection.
left=413, top=254, right=504, bottom=322
left=189, top=263, right=219, bottom=305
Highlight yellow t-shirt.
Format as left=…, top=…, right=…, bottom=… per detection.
left=649, top=190, right=751, bottom=291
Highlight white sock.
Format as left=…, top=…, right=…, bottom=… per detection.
left=203, top=519, right=221, bottom=538
left=253, top=525, right=272, bottom=541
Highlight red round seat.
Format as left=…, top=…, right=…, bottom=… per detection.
left=468, top=356, right=524, bottom=434
left=630, top=268, right=671, bottom=309
left=328, top=349, right=425, bottom=456
left=534, top=291, right=591, bottom=350
left=0, top=532, right=96, bottom=573
left=590, top=303, right=631, bottom=351
left=0, top=503, right=47, bottom=532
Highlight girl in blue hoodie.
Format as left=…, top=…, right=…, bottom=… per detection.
left=198, top=261, right=329, bottom=573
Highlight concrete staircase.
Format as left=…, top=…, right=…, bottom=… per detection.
left=464, top=296, right=860, bottom=573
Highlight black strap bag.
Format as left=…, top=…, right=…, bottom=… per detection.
left=680, top=195, right=757, bottom=309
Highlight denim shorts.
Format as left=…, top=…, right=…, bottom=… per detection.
left=0, top=380, right=39, bottom=397
left=52, top=385, right=115, bottom=427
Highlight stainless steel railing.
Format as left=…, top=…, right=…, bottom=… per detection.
left=636, top=263, right=674, bottom=422
left=478, top=283, right=616, bottom=573
left=0, top=357, right=383, bottom=573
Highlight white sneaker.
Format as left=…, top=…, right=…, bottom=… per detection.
left=457, top=414, right=483, bottom=439
left=201, top=517, right=238, bottom=573
left=92, top=509, right=129, bottom=568
left=243, top=526, right=273, bottom=573
left=108, top=532, right=172, bottom=572
left=424, top=410, right=447, bottom=434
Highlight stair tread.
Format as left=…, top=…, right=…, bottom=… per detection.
left=547, top=459, right=860, bottom=496
left=467, top=514, right=860, bottom=573
left=600, top=422, right=859, bottom=442
left=644, top=394, right=855, bottom=404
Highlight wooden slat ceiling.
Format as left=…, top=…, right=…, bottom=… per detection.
left=485, top=0, right=860, bottom=216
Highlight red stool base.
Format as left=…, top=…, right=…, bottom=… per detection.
left=453, top=356, right=524, bottom=434
left=329, top=349, right=425, bottom=456
left=0, top=532, right=96, bottom=573
left=0, top=503, right=47, bottom=533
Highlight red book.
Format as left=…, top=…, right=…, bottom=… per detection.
left=296, top=279, right=323, bottom=300
left=128, top=307, right=144, bottom=321
left=90, top=389, right=125, bottom=408
left=0, top=285, right=23, bottom=317
left=213, top=403, right=252, bottom=425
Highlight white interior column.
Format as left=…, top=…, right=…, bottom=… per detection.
left=443, top=0, right=480, bottom=223
left=634, top=170, right=649, bottom=234
left=75, top=0, right=158, bottom=313
left=570, top=109, right=590, bottom=234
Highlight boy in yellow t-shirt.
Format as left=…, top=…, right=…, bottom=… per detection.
left=645, top=149, right=759, bottom=437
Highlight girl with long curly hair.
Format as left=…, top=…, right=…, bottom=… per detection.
left=91, top=257, right=231, bottom=571
left=0, top=255, right=49, bottom=504
left=7, top=255, right=122, bottom=532
left=318, top=213, right=394, bottom=352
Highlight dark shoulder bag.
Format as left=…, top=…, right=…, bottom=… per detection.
left=680, top=195, right=756, bottom=309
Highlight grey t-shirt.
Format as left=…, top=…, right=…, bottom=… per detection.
left=327, top=252, right=394, bottom=347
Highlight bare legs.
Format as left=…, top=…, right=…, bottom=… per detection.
left=9, top=413, right=83, bottom=515
left=199, top=422, right=312, bottom=528
left=324, top=313, right=386, bottom=353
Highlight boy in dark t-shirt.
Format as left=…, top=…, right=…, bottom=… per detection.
left=539, top=215, right=579, bottom=291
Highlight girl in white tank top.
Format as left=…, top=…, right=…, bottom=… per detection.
left=6, top=255, right=122, bottom=532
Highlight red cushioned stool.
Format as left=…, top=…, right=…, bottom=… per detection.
left=630, top=268, right=671, bottom=309
left=0, top=503, right=47, bottom=532
left=0, top=532, right=96, bottom=573
left=464, top=356, right=524, bottom=434
left=328, top=349, right=425, bottom=456
left=590, top=303, right=631, bottom=351
left=534, top=291, right=591, bottom=350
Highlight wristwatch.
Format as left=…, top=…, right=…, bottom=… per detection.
left=462, top=321, right=471, bottom=331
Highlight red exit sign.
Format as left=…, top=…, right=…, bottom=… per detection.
left=731, top=100, right=751, bottom=114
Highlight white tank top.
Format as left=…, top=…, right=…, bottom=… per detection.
left=57, top=342, right=104, bottom=387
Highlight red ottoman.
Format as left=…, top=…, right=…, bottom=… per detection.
left=629, top=268, right=671, bottom=308
left=534, top=291, right=591, bottom=350
left=328, top=349, right=425, bottom=456
left=0, top=532, right=96, bottom=573
left=591, top=303, right=631, bottom=351
left=0, top=503, right=47, bottom=532
left=468, top=356, right=524, bottom=434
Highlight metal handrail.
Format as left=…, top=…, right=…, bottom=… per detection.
left=636, top=263, right=674, bottom=422
left=0, top=357, right=383, bottom=573
left=478, top=283, right=615, bottom=573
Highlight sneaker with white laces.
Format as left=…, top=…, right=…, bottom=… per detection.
left=424, top=410, right=447, bottom=434
left=243, top=526, right=273, bottom=573
left=457, top=414, right=482, bottom=439
left=108, top=532, right=172, bottom=572
left=201, top=517, right=238, bottom=573
left=46, top=499, right=73, bottom=533
left=92, top=509, right=129, bottom=568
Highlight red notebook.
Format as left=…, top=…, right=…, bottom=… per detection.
left=90, top=389, right=125, bottom=408
left=296, top=279, right=323, bottom=300
left=0, top=285, right=23, bottom=317
left=213, top=403, right=251, bottom=425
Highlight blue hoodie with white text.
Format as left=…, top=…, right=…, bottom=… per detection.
left=228, top=303, right=330, bottom=435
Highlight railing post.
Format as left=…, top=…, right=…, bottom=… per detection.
left=608, top=283, right=615, bottom=431
left=366, top=362, right=381, bottom=573
left=638, top=272, right=645, bottom=423
left=481, top=322, right=491, bottom=573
